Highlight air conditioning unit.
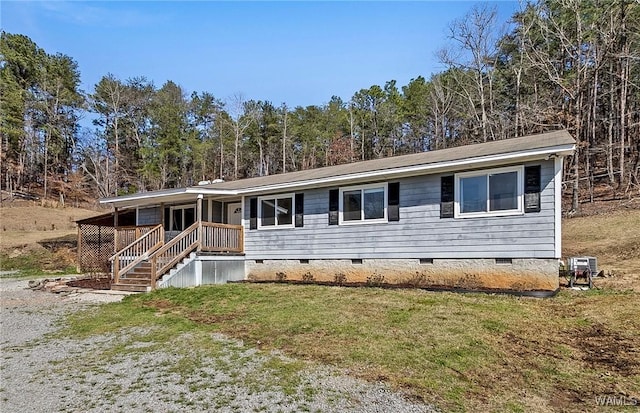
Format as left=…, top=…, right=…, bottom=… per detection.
left=568, top=256, right=597, bottom=274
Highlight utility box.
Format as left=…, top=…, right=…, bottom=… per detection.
left=567, top=256, right=597, bottom=288
left=568, top=256, right=597, bottom=274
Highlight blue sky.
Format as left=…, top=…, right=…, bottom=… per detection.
left=2, top=1, right=519, bottom=108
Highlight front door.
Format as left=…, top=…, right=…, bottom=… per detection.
left=226, top=203, right=242, bottom=226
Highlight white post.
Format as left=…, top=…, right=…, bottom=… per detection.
left=197, top=194, right=203, bottom=251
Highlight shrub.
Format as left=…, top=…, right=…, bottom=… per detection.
left=333, top=273, right=346, bottom=285
left=366, top=272, right=385, bottom=287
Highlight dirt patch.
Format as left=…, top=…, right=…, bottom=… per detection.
left=37, top=233, right=78, bottom=250
left=144, top=299, right=175, bottom=310
left=186, top=311, right=239, bottom=324
left=500, top=311, right=640, bottom=411
left=569, top=323, right=639, bottom=377
left=238, top=279, right=558, bottom=296
left=66, top=276, right=111, bottom=290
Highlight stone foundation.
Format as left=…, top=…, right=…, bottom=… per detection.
left=246, top=258, right=559, bottom=291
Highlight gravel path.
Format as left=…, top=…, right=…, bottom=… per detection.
left=0, top=278, right=438, bottom=412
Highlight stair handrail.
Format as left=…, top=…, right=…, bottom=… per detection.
left=149, top=221, right=200, bottom=288
left=110, top=224, right=164, bottom=284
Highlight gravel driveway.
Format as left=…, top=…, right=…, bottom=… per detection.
left=0, top=278, right=437, bottom=412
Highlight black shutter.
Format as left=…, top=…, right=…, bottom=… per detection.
left=249, top=198, right=258, bottom=229
left=328, top=189, right=339, bottom=225
left=440, top=176, right=454, bottom=218
left=524, top=165, right=541, bottom=213
left=295, top=193, right=304, bottom=227
left=388, top=182, right=400, bottom=221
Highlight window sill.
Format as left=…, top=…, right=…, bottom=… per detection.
left=338, top=219, right=388, bottom=226
left=454, top=209, right=524, bottom=219
left=257, top=225, right=295, bottom=230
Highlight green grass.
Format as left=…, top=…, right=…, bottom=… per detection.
left=0, top=267, right=79, bottom=279
left=59, top=283, right=640, bottom=412
left=0, top=249, right=79, bottom=278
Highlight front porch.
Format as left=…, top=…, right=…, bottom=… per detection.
left=110, top=221, right=244, bottom=292
left=77, top=194, right=245, bottom=292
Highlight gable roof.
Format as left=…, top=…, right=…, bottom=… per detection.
left=101, top=130, right=575, bottom=208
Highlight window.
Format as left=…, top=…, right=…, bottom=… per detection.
left=258, top=194, right=294, bottom=229
left=169, top=204, right=196, bottom=231
left=339, top=183, right=387, bottom=224
left=455, top=166, right=523, bottom=218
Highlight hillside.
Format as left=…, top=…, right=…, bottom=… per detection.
left=563, top=206, right=640, bottom=291
left=0, top=201, right=98, bottom=274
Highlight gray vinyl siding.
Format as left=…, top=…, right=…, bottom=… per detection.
left=137, top=207, right=161, bottom=225
left=243, top=160, right=556, bottom=260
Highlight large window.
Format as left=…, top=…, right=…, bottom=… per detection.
left=455, top=166, right=523, bottom=218
left=258, top=194, right=294, bottom=229
left=339, top=184, right=387, bottom=224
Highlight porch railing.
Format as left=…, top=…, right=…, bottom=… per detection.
left=201, top=222, right=243, bottom=253
left=110, top=221, right=244, bottom=288
left=110, top=224, right=164, bottom=284
left=115, top=225, right=158, bottom=251
left=150, top=222, right=200, bottom=287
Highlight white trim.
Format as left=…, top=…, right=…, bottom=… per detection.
left=338, top=182, right=388, bottom=225
left=454, top=165, right=524, bottom=219
left=257, top=193, right=295, bottom=230
left=207, top=199, right=212, bottom=222
left=240, top=195, right=246, bottom=256
left=554, top=156, right=563, bottom=258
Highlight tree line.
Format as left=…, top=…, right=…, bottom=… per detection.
left=1, top=0, right=638, bottom=210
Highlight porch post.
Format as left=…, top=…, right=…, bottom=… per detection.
left=197, top=194, right=203, bottom=252
left=113, top=207, right=119, bottom=252
left=76, top=224, right=82, bottom=273
left=160, top=202, right=165, bottom=230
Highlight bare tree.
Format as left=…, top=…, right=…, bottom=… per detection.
left=225, top=93, right=258, bottom=180
left=440, top=4, right=503, bottom=142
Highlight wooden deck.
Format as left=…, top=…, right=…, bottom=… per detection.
left=110, top=222, right=243, bottom=292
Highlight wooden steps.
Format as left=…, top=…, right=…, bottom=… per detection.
left=111, top=262, right=153, bottom=292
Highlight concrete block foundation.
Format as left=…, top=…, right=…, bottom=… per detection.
left=246, top=258, right=559, bottom=292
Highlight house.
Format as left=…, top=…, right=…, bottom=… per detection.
left=82, top=130, right=575, bottom=294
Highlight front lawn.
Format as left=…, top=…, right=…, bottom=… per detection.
left=61, top=283, right=640, bottom=412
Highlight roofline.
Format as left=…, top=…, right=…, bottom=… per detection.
left=99, top=187, right=238, bottom=205
left=100, top=142, right=574, bottom=207
left=233, top=143, right=575, bottom=195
